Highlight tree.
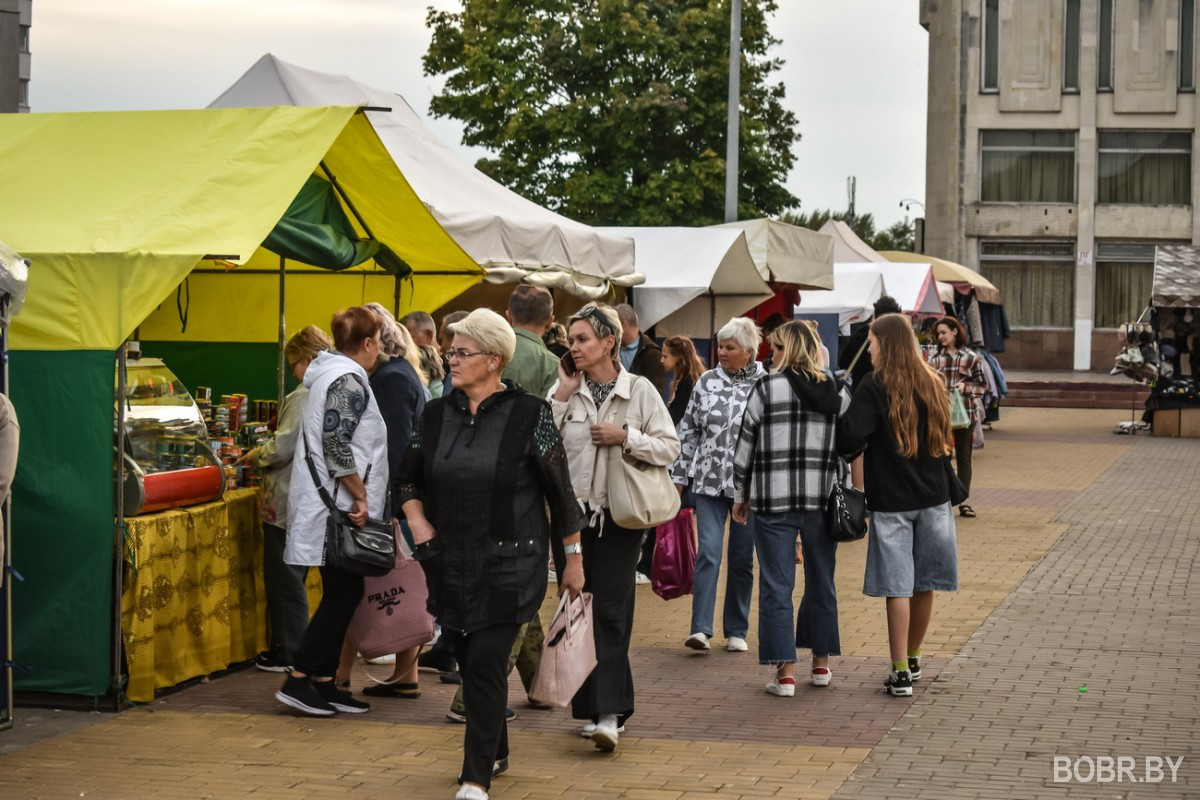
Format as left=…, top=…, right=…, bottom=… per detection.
left=423, top=1, right=800, bottom=226
left=783, top=208, right=914, bottom=253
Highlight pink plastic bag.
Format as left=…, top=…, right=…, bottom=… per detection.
left=651, top=507, right=698, bottom=600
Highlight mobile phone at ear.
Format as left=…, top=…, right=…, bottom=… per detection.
left=560, top=351, right=578, bottom=376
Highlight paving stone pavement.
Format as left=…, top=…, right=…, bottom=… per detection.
left=1, top=408, right=1192, bottom=799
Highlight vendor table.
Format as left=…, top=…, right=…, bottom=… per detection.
left=120, top=488, right=324, bottom=702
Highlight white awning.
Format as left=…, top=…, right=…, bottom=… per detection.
left=796, top=264, right=884, bottom=327
left=712, top=218, right=835, bottom=289
left=600, top=227, right=773, bottom=337
left=210, top=55, right=641, bottom=298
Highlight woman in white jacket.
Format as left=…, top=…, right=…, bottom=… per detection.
left=550, top=302, right=680, bottom=753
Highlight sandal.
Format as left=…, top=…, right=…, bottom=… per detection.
left=361, top=681, right=421, bottom=698
left=958, top=504, right=976, bottom=518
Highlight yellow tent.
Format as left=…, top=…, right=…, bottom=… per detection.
left=0, top=105, right=483, bottom=700
left=879, top=250, right=1001, bottom=304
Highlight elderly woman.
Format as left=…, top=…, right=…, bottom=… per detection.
left=669, top=318, right=765, bottom=653
left=274, top=306, right=387, bottom=717
left=240, top=325, right=332, bottom=673
left=550, top=302, right=681, bottom=752
left=733, top=321, right=842, bottom=697
left=400, top=309, right=584, bottom=800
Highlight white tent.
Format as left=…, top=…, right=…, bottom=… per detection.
left=713, top=218, right=834, bottom=289
left=820, top=220, right=955, bottom=306
left=879, top=261, right=945, bottom=317
left=600, top=227, right=773, bottom=337
left=796, top=264, right=884, bottom=327
left=211, top=55, right=641, bottom=299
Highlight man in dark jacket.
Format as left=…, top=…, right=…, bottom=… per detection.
left=840, top=295, right=902, bottom=392
left=614, top=303, right=667, bottom=394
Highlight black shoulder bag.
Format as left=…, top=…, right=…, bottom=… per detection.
left=303, top=436, right=395, bottom=577
left=826, top=458, right=868, bottom=542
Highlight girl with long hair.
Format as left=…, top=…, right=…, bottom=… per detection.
left=838, top=314, right=959, bottom=698
left=927, top=316, right=986, bottom=517
left=732, top=320, right=841, bottom=696
left=661, top=336, right=706, bottom=426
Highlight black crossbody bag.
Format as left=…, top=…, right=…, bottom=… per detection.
left=303, top=437, right=395, bottom=577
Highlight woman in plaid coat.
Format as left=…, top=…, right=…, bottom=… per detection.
left=732, top=321, right=842, bottom=697
left=926, top=317, right=987, bottom=517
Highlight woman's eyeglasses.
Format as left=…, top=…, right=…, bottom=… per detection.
left=447, top=349, right=487, bottom=361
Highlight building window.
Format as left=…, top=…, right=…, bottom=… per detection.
left=1098, top=0, right=1114, bottom=91
left=980, top=241, right=1076, bottom=329
left=1094, top=243, right=1159, bottom=328
left=1182, top=0, right=1196, bottom=91
left=18, top=80, right=28, bottom=108
left=981, top=130, right=1076, bottom=203
left=19, top=25, right=30, bottom=53
left=982, top=0, right=1000, bottom=92
left=1098, top=131, right=1192, bottom=205
left=1064, top=0, right=1081, bottom=92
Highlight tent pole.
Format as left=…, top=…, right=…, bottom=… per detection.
left=393, top=274, right=401, bottom=319
left=318, top=161, right=376, bottom=240
left=1, top=316, right=10, bottom=729
left=710, top=293, right=718, bottom=368
left=278, top=257, right=286, bottom=409
left=113, top=344, right=127, bottom=704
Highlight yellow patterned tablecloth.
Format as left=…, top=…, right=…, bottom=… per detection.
left=120, top=489, right=325, bottom=702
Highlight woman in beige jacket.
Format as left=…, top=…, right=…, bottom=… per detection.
left=549, top=302, right=680, bottom=753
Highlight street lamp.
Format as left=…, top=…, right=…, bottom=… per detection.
left=724, top=0, right=742, bottom=223
left=899, top=199, right=926, bottom=253
left=899, top=198, right=925, bottom=214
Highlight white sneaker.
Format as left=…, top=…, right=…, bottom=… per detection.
left=726, top=636, right=748, bottom=652
left=591, top=714, right=620, bottom=751
left=765, top=676, right=796, bottom=697
left=811, top=666, right=832, bottom=687
left=684, top=632, right=711, bottom=651
left=364, top=653, right=396, bottom=665
left=634, top=572, right=650, bottom=585
left=581, top=720, right=626, bottom=738
left=455, top=784, right=489, bottom=800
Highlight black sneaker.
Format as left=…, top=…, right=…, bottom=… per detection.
left=492, top=757, right=509, bottom=778
left=418, top=649, right=458, bottom=674
left=313, top=680, right=371, bottom=714
left=908, top=657, right=922, bottom=681
left=255, top=652, right=291, bottom=673
left=884, top=669, right=913, bottom=697
left=275, top=675, right=336, bottom=716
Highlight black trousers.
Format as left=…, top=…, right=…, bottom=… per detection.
left=635, top=525, right=655, bottom=576
left=262, top=523, right=310, bottom=663
left=952, top=427, right=974, bottom=496
left=291, top=564, right=363, bottom=678
left=569, top=512, right=642, bottom=725
left=447, top=622, right=523, bottom=789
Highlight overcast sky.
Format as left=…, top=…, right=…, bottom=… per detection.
left=28, top=0, right=928, bottom=228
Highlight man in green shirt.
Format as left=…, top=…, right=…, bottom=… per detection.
left=503, top=285, right=560, bottom=398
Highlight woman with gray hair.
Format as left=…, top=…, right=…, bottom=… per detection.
left=550, top=301, right=680, bottom=752
left=669, top=317, right=766, bottom=654
left=402, top=308, right=585, bottom=800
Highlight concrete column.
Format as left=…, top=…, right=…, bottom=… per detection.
left=1074, top=0, right=1100, bottom=370
left=921, top=0, right=966, bottom=264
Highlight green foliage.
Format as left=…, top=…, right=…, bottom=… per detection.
left=782, top=209, right=915, bottom=253
left=423, top=1, right=800, bottom=226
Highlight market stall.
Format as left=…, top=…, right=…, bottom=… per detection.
left=1144, top=245, right=1200, bottom=438
left=599, top=227, right=772, bottom=337
left=0, top=240, right=27, bottom=729
left=0, top=105, right=481, bottom=703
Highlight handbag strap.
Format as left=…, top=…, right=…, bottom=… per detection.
left=846, top=336, right=870, bottom=376
left=302, top=433, right=371, bottom=516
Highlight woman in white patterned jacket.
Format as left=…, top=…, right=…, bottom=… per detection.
left=669, top=317, right=766, bottom=654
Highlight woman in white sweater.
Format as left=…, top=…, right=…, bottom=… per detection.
left=550, top=302, right=680, bottom=753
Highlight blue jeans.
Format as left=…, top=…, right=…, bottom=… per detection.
left=754, top=509, right=823, bottom=665
left=690, top=494, right=755, bottom=639
left=795, top=517, right=841, bottom=657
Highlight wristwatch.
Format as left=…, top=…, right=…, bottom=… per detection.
left=564, top=542, right=583, bottom=556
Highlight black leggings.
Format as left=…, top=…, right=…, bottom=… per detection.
left=953, top=427, right=973, bottom=498
left=291, top=564, right=363, bottom=678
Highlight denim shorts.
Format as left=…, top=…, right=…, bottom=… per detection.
left=863, top=502, right=958, bottom=597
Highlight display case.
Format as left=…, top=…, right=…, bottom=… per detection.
left=118, top=358, right=224, bottom=515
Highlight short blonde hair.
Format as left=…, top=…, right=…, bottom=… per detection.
left=716, top=317, right=762, bottom=353
left=447, top=308, right=517, bottom=369
left=283, top=325, right=333, bottom=365
left=568, top=302, right=622, bottom=364
left=770, top=320, right=827, bottom=382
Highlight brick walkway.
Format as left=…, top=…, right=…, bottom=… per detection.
left=1, top=408, right=1194, bottom=798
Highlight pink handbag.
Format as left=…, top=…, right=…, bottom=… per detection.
left=528, top=592, right=596, bottom=708
left=349, top=548, right=436, bottom=660
left=651, top=507, right=698, bottom=601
